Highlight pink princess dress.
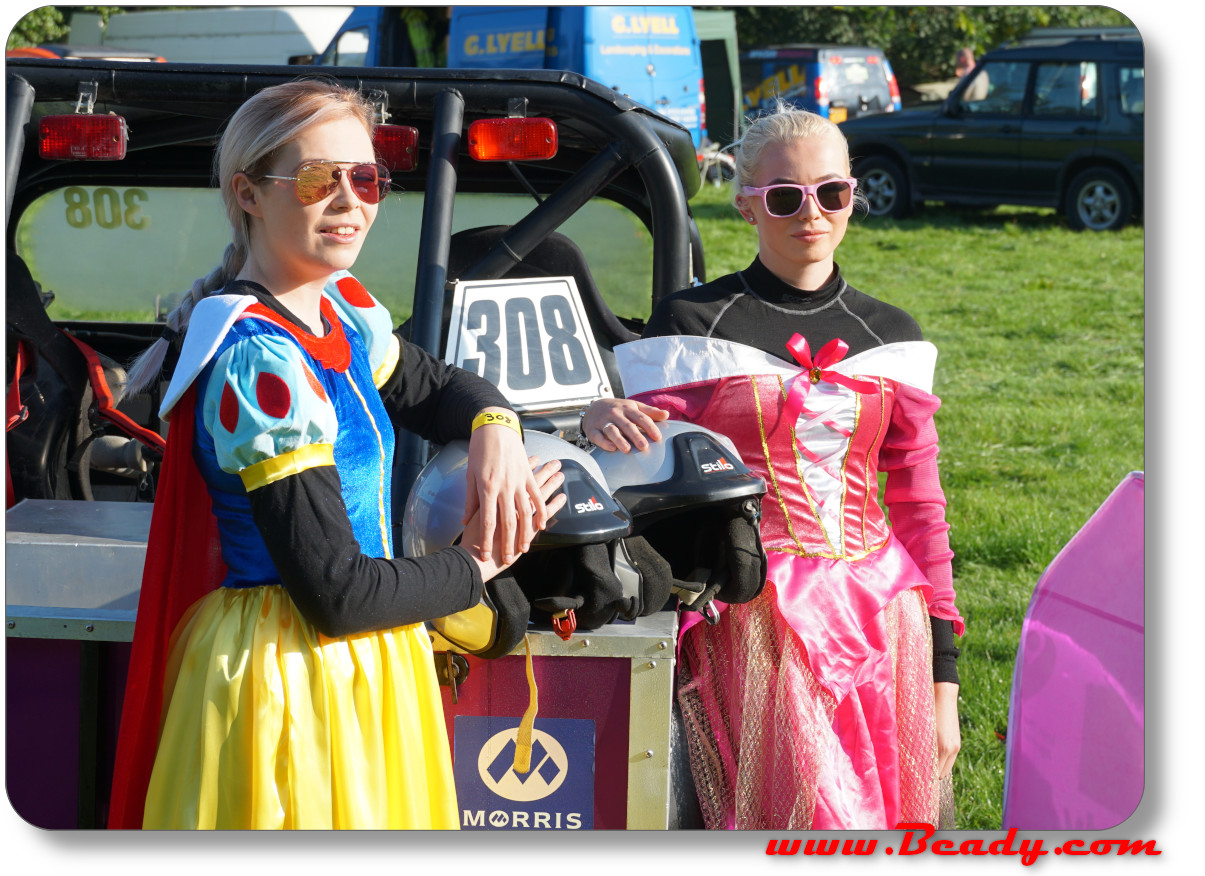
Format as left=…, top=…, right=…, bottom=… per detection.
left=616, top=333, right=964, bottom=830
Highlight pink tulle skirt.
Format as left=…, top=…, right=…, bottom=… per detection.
left=677, top=568, right=948, bottom=830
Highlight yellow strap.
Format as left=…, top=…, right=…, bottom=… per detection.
left=512, top=633, right=539, bottom=774
left=471, top=409, right=523, bottom=438
left=372, top=334, right=401, bottom=389
left=239, top=443, right=334, bottom=491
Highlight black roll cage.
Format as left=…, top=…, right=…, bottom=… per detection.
left=6, top=62, right=703, bottom=298
left=6, top=59, right=706, bottom=503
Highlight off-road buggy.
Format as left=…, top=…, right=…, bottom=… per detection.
left=5, top=59, right=713, bottom=829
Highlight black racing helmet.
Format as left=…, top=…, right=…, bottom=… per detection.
left=402, top=430, right=631, bottom=658
left=589, top=421, right=768, bottom=620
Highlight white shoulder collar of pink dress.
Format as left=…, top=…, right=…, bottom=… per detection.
left=615, top=335, right=938, bottom=397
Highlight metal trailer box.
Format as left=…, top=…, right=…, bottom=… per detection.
left=433, top=613, right=679, bottom=830
left=5, top=499, right=146, bottom=828
left=5, top=499, right=684, bottom=829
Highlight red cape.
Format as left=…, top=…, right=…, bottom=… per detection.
left=107, top=386, right=227, bottom=828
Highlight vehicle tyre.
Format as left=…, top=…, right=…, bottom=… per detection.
left=856, top=156, right=911, bottom=219
left=1065, top=167, right=1133, bottom=231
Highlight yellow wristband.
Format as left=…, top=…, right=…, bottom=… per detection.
left=472, top=410, right=523, bottom=439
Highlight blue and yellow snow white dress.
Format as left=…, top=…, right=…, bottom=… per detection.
left=127, top=273, right=499, bottom=829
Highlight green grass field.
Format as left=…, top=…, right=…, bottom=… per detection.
left=689, top=183, right=1145, bottom=829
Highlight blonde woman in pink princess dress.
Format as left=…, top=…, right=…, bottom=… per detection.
left=582, top=106, right=963, bottom=830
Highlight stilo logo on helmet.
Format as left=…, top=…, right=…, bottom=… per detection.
left=700, top=457, right=735, bottom=474
left=573, top=496, right=607, bottom=513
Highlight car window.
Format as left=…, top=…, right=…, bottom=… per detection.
left=1033, top=61, right=1099, bottom=117
left=1119, top=66, right=1144, bottom=115
left=958, top=60, right=1029, bottom=115
left=319, top=27, right=370, bottom=66
left=828, top=56, right=889, bottom=100
left=13, top=188, right=654, bottom=323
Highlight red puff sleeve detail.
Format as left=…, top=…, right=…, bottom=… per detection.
left=302, top=363, right=328, bottom=403
left=255, top=371, right=292, bottom=419
left=336, top=275, right=376, bottom=309
left=219, top=381, right=240, bottom=433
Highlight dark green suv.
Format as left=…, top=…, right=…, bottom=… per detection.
left=839, top=34, right=1143, bottom=230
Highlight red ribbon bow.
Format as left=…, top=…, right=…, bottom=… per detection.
left=782, top=333, right=877, bottom=426
left=786, top=334, right=877, bottom=392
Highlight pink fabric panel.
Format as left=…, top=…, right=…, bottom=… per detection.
left=1002, top=472, right=1144, bottom=830
left=631, top=384, right=712, bottom=423
left=678, top=579, right=940, bottom=829
left=765, top=540, right=932, bottom=703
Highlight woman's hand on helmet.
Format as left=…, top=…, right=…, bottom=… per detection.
left=463, top=457, right=566, bottom=580
left=582, top=398, right=670, bottom=453
left=465, top=408, right=548, bottom=564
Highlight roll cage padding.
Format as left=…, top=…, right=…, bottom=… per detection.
left=6, top=251, right=88, bottom=396
left=5, top=74, right=34, bottom=219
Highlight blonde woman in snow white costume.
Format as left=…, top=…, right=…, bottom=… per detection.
left=109, top=80, right=565, bottom=829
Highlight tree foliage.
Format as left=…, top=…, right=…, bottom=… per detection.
left=731, top=5, right=1134, bottom=86
left=7, top=6, right=123, bottom=50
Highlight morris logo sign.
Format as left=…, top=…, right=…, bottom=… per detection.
left=453, top=716, right=595, bottom=830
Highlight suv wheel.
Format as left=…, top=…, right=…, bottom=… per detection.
left=1065, top=167, right=1134, bottom=231
left=857, top=156, right=911, bottom=219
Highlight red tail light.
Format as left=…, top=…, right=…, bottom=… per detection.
left=814, top=75, right=829, bottom=105
left=887, top=69, right=901, bottom=102
left=468, top=117, right=558, bottom=162
left=698, top=77, right=707, bottom=133
left=39, top=114, right=128, bottom=161
left=373, top=124, right=419, bottom=172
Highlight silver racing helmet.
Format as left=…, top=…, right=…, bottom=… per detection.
left=588, top=421, right=768, bottom=620
left=402, top=429, right=631, bottom=657
left=403, top=429, right=630, bottom=556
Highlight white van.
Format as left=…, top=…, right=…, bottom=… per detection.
left=68, top=6, right=353, bottom=66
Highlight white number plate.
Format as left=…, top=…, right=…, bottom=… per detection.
left=446, top=276, right=613, bottom=412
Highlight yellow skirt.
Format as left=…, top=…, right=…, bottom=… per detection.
left=143, top=585, right=459, bottom=829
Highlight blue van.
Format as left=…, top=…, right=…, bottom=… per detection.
left=315, top=6, right=707, bottom=147
left=449, top=6, right=706, bottom=145
left=740, top=44, right=902, bottom=123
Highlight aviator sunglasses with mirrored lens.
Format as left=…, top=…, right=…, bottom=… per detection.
left=255, top=160, right=391, bottom=206
left=741, top=178, right=858, bottom=217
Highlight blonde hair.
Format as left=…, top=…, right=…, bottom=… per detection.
left=125, top=79, right=377, bottom=397
left=731, top=100, right=864, bottom=212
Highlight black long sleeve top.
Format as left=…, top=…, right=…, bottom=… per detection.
left=228, top=281, right=511, bottom=638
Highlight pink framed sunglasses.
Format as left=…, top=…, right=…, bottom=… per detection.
left=740, top=178, right=858, bottom=216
